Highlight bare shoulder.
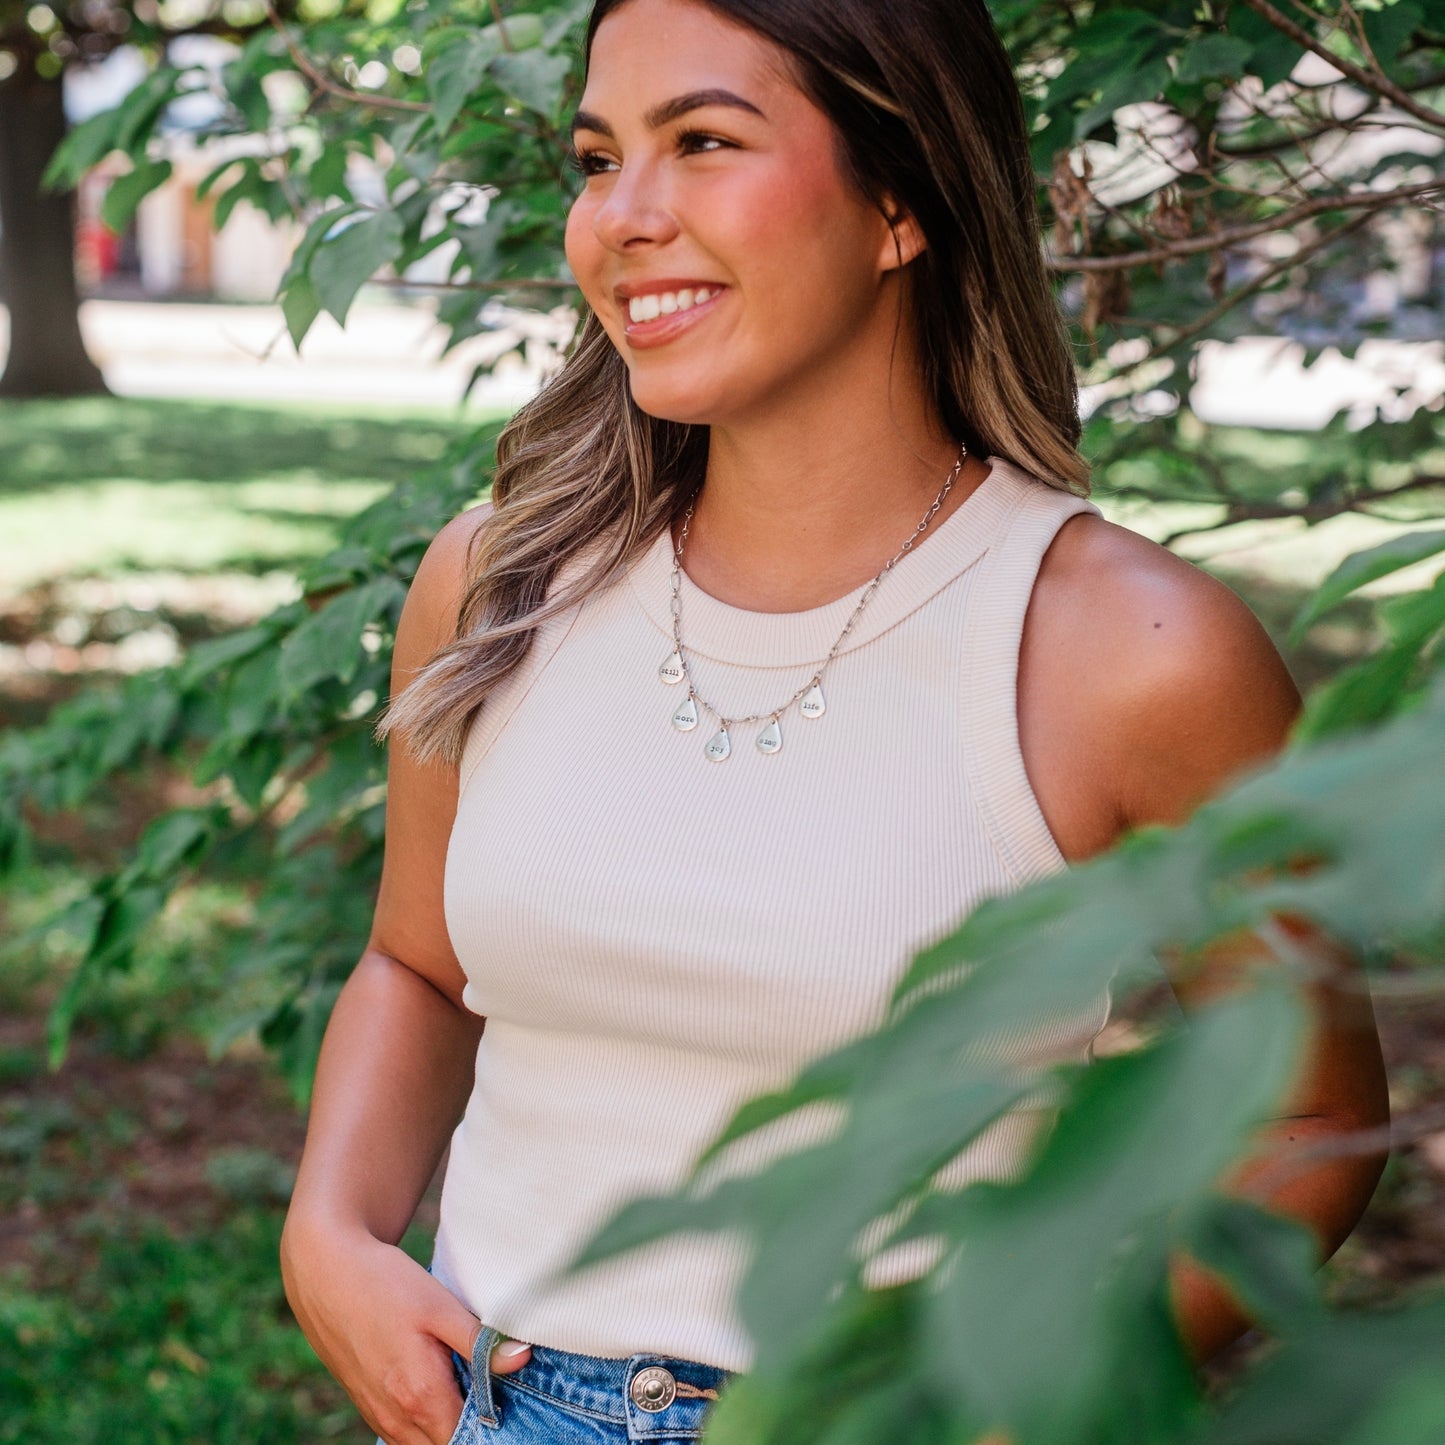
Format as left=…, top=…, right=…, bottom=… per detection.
left=1020, top=510, right=1302, bottom=857
left=394, top=499, right=496, bottom=676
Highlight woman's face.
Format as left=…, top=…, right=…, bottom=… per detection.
left=565, top=0, right=913, bottom=428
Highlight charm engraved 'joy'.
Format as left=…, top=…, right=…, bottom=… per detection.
left=705, top=728, right=731, bottom=762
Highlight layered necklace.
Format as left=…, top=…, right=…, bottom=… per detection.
left=658, top=441, right=968, bottom=761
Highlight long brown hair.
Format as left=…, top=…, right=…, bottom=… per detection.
left=380, top=0, right=1088, bottom=765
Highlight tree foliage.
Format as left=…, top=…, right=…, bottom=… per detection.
left=9, top=0, right=1445, bottom=1438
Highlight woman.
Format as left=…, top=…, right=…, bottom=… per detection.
left=280, top=0, right=1390, bottom=1441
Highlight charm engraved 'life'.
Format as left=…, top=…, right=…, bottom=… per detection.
left=800, top=683, right=826, bottom=720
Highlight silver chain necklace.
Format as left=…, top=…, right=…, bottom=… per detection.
left=658, top=441, right=968, bottom=761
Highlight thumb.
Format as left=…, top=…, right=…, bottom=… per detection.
left=488, top=1337, right=533, bottom=1375
left=428, top=1282, right=483, bottom=1361
left=426, top=1283, right=533, bottom=1375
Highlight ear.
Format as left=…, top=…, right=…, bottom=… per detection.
left=876, top=196, right=927, bottom=272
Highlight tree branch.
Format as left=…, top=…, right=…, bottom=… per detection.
left=1157, top=471, right=1445, bottom=548
left=1048, top=177, right=1445, bottom=272
left=488, top=0, right=516, bottom=51
left=1237, top=0, right=1445, bottom=131
left=262, top=0, right=430, bottom=113
left=1099, top=207, right=1377, bottom=389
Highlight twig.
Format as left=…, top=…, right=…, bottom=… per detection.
left=1250, top=1099, right=1445, bottom=1190
left=262, top=0, right=430, bottom=113
left=1237, top=0, right=1445, bottom=131
left=367, top=275, right=578, bottom=293
left=1158, top=471, right=1445, bottom=548
left=488, top=0, right=515, bottom=51
left=1048, top=177, right=1445, bottom=272
left=1103, top=208, right=1378, bottom=390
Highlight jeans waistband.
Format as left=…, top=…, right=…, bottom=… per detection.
left=465, top=1325, right=736, bottom=1432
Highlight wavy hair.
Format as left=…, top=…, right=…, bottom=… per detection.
left=380, top=0, right=1088, bottom=765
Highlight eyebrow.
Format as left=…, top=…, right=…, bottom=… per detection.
left=570, top=88, right=767, bottom=140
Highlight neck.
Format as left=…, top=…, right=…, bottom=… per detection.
left=678, top=399, right=986, bottom=615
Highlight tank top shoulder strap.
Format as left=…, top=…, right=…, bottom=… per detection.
left=456, top=535, right=609, bottom=796
left=960, top=459, right=1102, bottom=886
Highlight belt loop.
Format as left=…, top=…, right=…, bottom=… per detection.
left=468, top=1324, right=504, bottom=1428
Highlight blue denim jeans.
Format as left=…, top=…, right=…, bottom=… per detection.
left=377, top=1324, right=738, bottom=1444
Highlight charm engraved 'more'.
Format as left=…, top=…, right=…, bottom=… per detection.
left=671, top=695, right=699, bottom=732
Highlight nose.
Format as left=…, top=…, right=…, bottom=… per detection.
left=591, top=158, right=680, bottom=254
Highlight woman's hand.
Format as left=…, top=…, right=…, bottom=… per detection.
left=281, top=1218, right=533, bottom=1445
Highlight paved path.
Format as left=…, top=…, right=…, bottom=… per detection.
left=4, top=298, right=1440, bottom=427
left=4, top=297, right=572, bottom=412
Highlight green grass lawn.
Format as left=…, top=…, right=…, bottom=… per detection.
left=0, top=396, right=490, bottom=589
left=0, top=394, right=493, bottom=1444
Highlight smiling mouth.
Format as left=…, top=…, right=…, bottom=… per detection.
left=621, top=286, right=728, bottom=344
left=623, top=285, right=723, bottom=324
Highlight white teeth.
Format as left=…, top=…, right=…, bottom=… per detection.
left=627, top=286, right=720, bottom=323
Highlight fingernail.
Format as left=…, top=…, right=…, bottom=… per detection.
left=495, top=1340, right=530, bottom=1359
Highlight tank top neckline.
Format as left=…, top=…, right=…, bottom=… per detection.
left=625, top=454, right=1035, bottom=669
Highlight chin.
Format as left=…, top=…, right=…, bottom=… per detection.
left=626, top=375, right=730, bottom=427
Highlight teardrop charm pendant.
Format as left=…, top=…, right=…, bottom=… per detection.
left=755, top=718, right=782, bottom=754
left=800, top=682, right=827, bottom=720
left=671, top=694, right=699, bottom=733
left=659, top=650, right=686, bottom=685
left=704, top=728, right=732, bottom=763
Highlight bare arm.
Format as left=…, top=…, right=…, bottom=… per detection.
left=279, top=502, right=533, bottom=1445
left=1079, top=534, right=1390, bottom=1361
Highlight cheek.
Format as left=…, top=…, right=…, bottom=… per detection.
left=564, top=198, right=601, bottom=294
left=718, top=161, right=881, bottom=308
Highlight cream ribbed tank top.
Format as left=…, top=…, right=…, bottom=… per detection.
left=433, top=456, right=1110, bottom=1372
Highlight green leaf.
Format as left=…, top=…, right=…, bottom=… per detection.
left=41, top=111, right=120, bottom=191
left=277, top=579, right=403, bottom=700
left=917, top=983, right=1306, bottom=1443
left=1290, top=527, right=1445, bottom=642
left=212, top=158, right=264, bottom=231
left=1336, top=1364, right=1445, bottom=1445
left=426, top=29, right=500, bottom=134
left=1177, top=32, right=1254, bottom=83
left=1226, top=6, right=1307, bottom=89
left=176, top=625, right=273, bottom=689
left=194, top=156, right=244, bottom=202
left=1205, top=1295, right=1445, bottom=1444
left=100, top=160, right=173, bottom=233
left=491, top=49, right=572, bottom=116
left=1361, top=1, right=1425, bottom=67
left=1186, top=1197, right=1323, bottom=1330
left=112, top=67, right=184, bottom=156
left=133, top=810, right=215, bottom=882
left=308, top=209, right=406, bottom=326
left=281, top=274, right=323, bottom=350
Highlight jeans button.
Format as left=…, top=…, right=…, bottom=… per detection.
left=630, top=1365, right=677, bottom=1412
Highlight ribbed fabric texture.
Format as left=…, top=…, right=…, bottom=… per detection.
left=433, top=457, right=1110, bottom=1372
